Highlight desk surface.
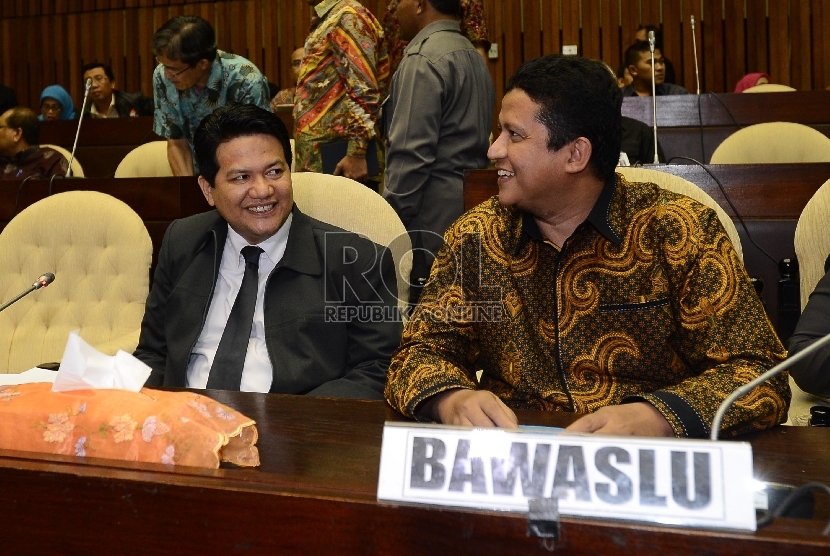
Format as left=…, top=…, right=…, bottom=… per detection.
left=1, top=391, right=828, bottom=555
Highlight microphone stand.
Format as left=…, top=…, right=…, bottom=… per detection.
left=0, top=274, right=55, bottom=313
left=66, top=78, right=92, bottom=178
left=648, top=31, right=659, bottom=164
left=691, top=16, right=701, bottom=95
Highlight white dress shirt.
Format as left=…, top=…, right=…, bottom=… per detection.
left=186, top=214, right=293, bottom=392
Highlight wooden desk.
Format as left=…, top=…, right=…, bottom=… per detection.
left=39, top=117, right=161, bottom=178
left=622, top=91, right=830, bottom=163
left=463, top=165, right=830, bottom=336
left=1, top=392, right=828, bottom=555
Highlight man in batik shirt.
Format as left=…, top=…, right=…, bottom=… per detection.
left=152, top=15, right=271, bottom=175
left=294, top=0, right=389, bottom=181
left=385, top=55, right=790, bottom=439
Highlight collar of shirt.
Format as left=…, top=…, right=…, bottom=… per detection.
left=404, top=19, right=462, bottom=55
left=521, top=175, right=622, bottom=245
left=90, top=93, right=117, bottom=117
left=225, top=211, right=293, bottom=272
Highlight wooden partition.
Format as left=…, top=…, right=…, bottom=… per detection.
left=39, top=117, right=160, bottom=178
left=464, top=164, right=830, bottom=337
left=622, top=91, right=830, bottom=163
left=4, top=0, right=830, bottom=125
left=2, top=391, right=830, bottom=554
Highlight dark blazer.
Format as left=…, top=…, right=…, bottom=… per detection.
left=83, top=89, right=154, bottom=118
left=134, top=206, right=402, bottom=399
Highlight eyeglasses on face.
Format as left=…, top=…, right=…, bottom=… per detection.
left=156, top=59, right=194, bottom=78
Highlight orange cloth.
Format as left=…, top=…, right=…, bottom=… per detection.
left=0, top=383, right=259, bottom=468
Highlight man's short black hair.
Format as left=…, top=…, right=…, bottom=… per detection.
left=81, top=62, right=114, bottom=82
left=506, top=54, right=622, bottom=181
left=153, top=15, right=217, bottom=66
left=6, top=107, right=40, bottom=145
left=194, top=104, right=293, bottom=186
left=427, top=0, right=461, bottom=16
left=625, top=40, right=653, bottom=68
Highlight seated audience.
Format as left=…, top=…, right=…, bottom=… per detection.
left=81, top=62, right=154, bottom=118
left=270, top=47, right=304, bottom=109
left=384, top=54, right=789, bottom=438
left=621, top=41, right=689, bottom=97
left=734, top=72, right=771, bottom=93
left=134, top=104, right=402, bottom=399
left=788, top=265, right=830, bottom=398
left=39, top=85, right=76, bottom=121
left=633, top=24, right=677, bottom=84
left=0, top=107, right=69, bottom=179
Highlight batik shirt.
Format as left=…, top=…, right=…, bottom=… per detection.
left=153, top=50, right=271, bottom=172
left=293, top=0, right=388, bottom=172
left=383, top=0, right=489, bottom=75
left=385, top=174, right=790, bottom=438
left=1, top=146, right=68, bottom=180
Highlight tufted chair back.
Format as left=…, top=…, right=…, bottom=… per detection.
left=0, top=191, right=152, bottom=373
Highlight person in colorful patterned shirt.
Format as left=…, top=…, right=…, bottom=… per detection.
left=294, top=0, right=389, bottom=181
left=383, top=0, right=489, bottom=75
left=385, top=54, right=790, bottom=438
left=152, top=15, right=271, bottom=176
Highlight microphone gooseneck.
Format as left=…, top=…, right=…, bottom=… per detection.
left=0, top=272, right=56, bottom=313
left=691, top=16, right=701, bottom=95
left=66, top=78, right=93, bottom=178
left=647, top=31, right=659, bottom=164
left=710, top=332, right=830, bottom=440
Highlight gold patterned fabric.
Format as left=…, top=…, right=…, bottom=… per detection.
left=385, top=174, right=790, bottom=438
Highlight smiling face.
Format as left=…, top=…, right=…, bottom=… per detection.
left=487, top=89, right=574, bottom=218
left=198, top=134, right=294, bottom=245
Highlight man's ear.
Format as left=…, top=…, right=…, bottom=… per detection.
left=565, top=137, right=592, bottom=174
left=627, top=63, right=638, bottom=78
left=197, top=58, right=211, bottom=72
left=10, top=127, right=23, bottom=144
left=197, top=175, right=216, bottom=206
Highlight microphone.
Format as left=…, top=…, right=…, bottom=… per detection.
left=690, top=16, right=701, bottom=95
left=65, top=78, right=93, bottom=178
left=647, top=31, right=659, bottom=164
left=0, top=273, right=56, bottom=313
left=710, top=331, right=830, bottom=440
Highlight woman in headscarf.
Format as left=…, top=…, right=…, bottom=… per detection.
left=38, top=85, right=76, bottom=121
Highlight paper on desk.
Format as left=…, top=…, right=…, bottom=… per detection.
left=51, top=330, right=151, bottom=392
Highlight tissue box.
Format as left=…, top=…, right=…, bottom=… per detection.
left=0, top=383, right=259, bottom=469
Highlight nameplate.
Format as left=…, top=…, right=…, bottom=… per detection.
left=377, top=422, right=756, bottom=531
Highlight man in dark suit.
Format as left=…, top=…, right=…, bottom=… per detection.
left=134, top=104, right=402, bottom=399
left=81, top=63, right=153, bottom=118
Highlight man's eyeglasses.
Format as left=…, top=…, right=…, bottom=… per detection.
left=157, top=59, right=194, bottom=78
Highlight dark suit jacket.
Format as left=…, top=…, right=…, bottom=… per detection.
left=134, top=206, right=402, bottom=399
left=83, top=89, right=153, bottom=118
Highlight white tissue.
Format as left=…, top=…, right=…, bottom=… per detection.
left=51, top=331, right=152, bottom=392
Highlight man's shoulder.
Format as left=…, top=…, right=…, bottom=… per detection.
left=613, top=174, right=720, bottom=227
left=166, top=211, right=224, bottom=246
left=446, top=197, right=520, bottom=241
left=299, top=210, right=383, bottom=252
left=659, top=83, right=691, bottom=95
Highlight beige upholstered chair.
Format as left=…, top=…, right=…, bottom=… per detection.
left=41, top=143, right=84, bottom=177
left=616, top=166, right=743, bottom=262
left=114, top=141, right=173, bottom=177
left=787, top=178, right=830, bottom=425
left=291, top=172, right=412, bottom=317
left=742, top=84, right=796, bottom=93
left=710, top=122, right=830, bottom=164
left=0, top=191, right=152, bottom=374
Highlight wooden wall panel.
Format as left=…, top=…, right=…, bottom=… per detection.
left=1, top=0, right=828, bottom=119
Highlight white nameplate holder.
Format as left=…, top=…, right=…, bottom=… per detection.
left=377, top=422, right=756, bottom=531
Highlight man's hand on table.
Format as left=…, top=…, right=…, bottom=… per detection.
left=565, top=402, right=674, bottom=437
left=420, top=388, right=519, bottom=429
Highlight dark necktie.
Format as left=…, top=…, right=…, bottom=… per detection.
left=206, top=245, right=263, bottom=390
